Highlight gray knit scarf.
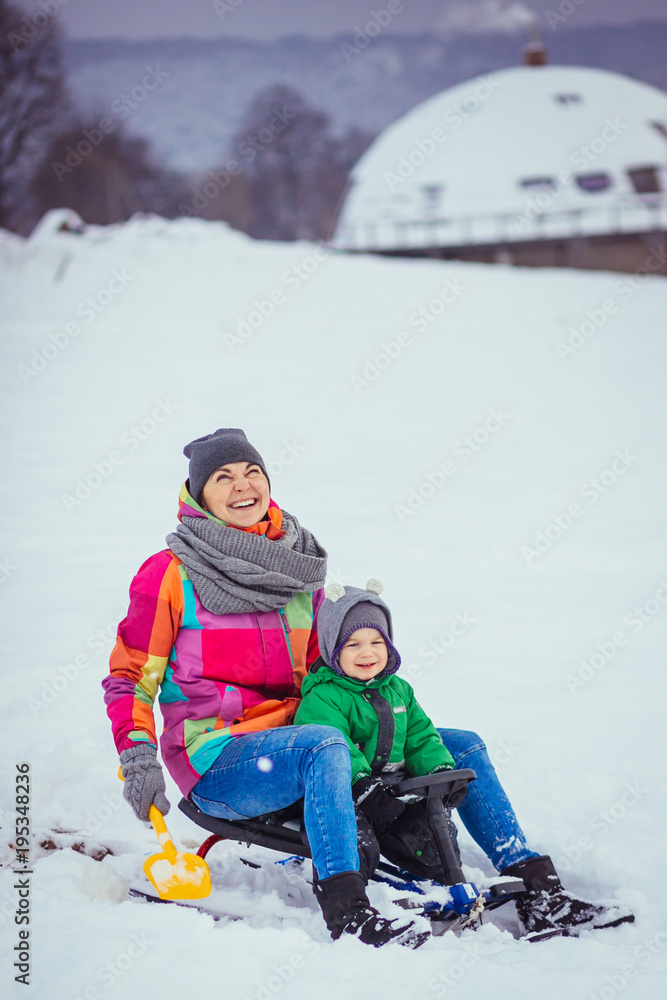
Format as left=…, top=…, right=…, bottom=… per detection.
left=166, top=509, right=327, bottom=615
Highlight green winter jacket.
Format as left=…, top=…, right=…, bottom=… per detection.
left=295, top=663, right=455, bottom=783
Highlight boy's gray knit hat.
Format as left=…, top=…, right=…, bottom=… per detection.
left=183, top=428, right=269, bottom=504
left=317, top=579, right=401, bottom=677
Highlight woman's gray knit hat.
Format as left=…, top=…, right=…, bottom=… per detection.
left=317, top=579, right=401, bottom=677
left=184, top=428, right=269, bottom=503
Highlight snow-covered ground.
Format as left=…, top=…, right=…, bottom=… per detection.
left=1, top=212, right=666, bottom=998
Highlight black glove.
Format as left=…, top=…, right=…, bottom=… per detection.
left=445, top=784, right=469, bottom=810
left=120, top=744, right=170, bottom=822
left=353, top=776, right=406, bottom=826
left=433, top=768, right=470, bottom=810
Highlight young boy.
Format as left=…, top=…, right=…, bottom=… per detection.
left=295, top=579, right=459, bottom=884
left=296, top=580, right=636, bottom=938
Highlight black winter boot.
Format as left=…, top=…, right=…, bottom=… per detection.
left=377, top=801, right=462, bottom=884
left=502, top=855, right=634, bottom=937
left=355, top=809, right=381, bottom=883
left=313, top=871, right=430, bottom=948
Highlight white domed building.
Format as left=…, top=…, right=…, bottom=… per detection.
left=331, top=49, right=667, bottom=273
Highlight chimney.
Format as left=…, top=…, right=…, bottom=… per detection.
left=522, top=15, right=548, bottom=66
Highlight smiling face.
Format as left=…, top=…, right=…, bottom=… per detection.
left=337, top=627, right=389, bottom=681
left=199, top=461, right=270, bottom=527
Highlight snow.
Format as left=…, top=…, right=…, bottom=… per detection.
left=1, top=212, right=667, bottom=998
left=334, top=65, right=667, bottom=249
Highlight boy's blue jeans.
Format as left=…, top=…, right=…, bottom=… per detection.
left=436, top=728, right=539, bottom=871
left=190, top=725, right=537, bottom=879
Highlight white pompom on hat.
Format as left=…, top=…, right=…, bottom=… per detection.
left=324, top=583, right=346, bottom=603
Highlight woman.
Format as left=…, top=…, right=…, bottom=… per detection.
left=103, top=428, right=632, bottom=944
left=102, top=427, right=427, bottom=948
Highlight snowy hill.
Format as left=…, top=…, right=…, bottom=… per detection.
left=63, top=22, right=667, bottom=173
left=1, top=213, right=666, bottom=997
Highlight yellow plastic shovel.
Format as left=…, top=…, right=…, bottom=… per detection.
left=119, top=768, right=211, bottom=900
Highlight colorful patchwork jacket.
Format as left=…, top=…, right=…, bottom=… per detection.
left=102, top=489, right=324, bottom=797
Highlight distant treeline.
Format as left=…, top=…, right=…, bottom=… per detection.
left=0, top=0, right=373, bottom=240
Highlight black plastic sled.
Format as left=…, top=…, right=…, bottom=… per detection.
left=174, top=768, right=530, bottom=934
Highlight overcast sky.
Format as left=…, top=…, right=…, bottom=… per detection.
left=16, top=0, right=667, bottom=41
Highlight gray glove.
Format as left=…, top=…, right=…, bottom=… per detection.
left=119, top=744, right=170, bottom=822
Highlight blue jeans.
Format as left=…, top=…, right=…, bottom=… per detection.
left=437, top=728, right=539, bottom=871
left=190, top=724, right=537, bottom=878
left=190, top=725, right=359, bottom=879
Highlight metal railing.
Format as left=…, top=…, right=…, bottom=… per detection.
left=330, top=196, right=667, bottom=252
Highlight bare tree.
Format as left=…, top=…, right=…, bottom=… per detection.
left=31, top=120, right=190, bottom=225
left=0, top=0, right=70, bottom=231
left=231, top=84, right=374, bottom=242
left=232, top=84, right=328, bottom=240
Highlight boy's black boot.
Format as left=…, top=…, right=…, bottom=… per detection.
left=502, top=855, right=634, bottom=936
left=377, top=802, right=461, bottom=883
left=313, top=871, right=430, bottom=948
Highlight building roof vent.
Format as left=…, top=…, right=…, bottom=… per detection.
left=522, top=16, right=548, bottom=66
